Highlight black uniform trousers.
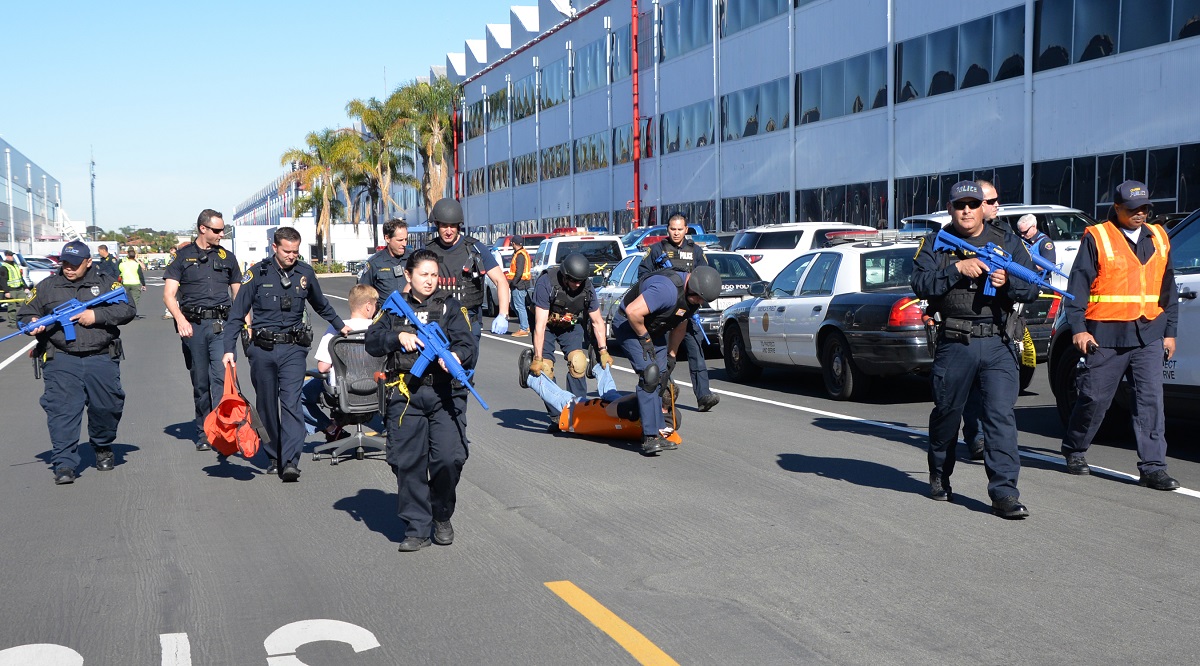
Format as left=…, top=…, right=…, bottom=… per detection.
left=615, top=322, right=669, bottom=438
left=467, top=305, right=483, bottom=344
left=1062, top=339, right=1167, bottom=473
left=246, top=342, right=307, bottom=467
left=386, top=383, right=468, bottom=539
left=41, top=351, right=124, bottom=472
left=540, top=324, right=587, bottom=409
left=928, top=333, right=1021, bottom=500
left=683, top=319, right=711, bottom=399
left=181, top=319, right=227, bottom=439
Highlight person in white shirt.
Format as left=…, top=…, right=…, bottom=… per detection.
left=302, top=285, right=379, bottom=439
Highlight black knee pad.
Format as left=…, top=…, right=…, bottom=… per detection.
left=640, top=363, right=660, bottom=392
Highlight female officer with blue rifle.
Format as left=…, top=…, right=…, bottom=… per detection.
left=366, top=249, right=477, bottom=552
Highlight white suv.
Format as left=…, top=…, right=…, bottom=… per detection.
left=731, top=222, right=876, bottom=282
left=530, top=234, right=626, bottom=286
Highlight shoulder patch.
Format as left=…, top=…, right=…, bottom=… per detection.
left=111, top=281, right=122, bottom=291
left=25, top=287, right=35, bottom=304
left=217, top=248, right=227, bottom=260
left=299, top=275, right=308, bottom=289
left=372, top=311, right=384, bottom=324
left=242, top=271, right=255, bottom=284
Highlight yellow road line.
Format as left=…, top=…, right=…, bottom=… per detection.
left=545, top=580, right=679, bottom=666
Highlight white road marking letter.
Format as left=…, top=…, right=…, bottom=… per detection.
left=264, top=620, right=380, bottom=665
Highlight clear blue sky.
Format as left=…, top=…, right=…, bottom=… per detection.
left=0, top=0, right=510, bottom=232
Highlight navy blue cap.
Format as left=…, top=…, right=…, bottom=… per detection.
left=1115, top=180, right=1151, bottom=209
left=948, top=180, right=984, bottom=203
left=60, top=240, right=91, bottom=263
left=3, top=249, right=13, bottom=256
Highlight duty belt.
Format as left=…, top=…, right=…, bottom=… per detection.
left=256, top=329, right=301, bottom=345
left=183, top=306, right=229, bottom=321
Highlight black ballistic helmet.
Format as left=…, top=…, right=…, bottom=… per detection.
left=430, top=198, right=464, bottom=226
left=560, top=252, right=590, bottom=282
left=686, top=266, right=722, bottom=303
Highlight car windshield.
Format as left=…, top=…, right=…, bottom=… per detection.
left=860, top=247, right=916, bottom=291
left=998, top=212, right=1097, bottom=241
left=732, top=230, right=803, bottom=250
left=553, top=240, right=623, bottom=263
left=706, top=254, right=760, bottom=281
left=25, top=259, right=56, bottom=269
left=1170, top=214, right=1200, bottom=275
left=620, top=229, right=647, bottom=246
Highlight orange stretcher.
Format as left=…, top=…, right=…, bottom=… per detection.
left=557, top=381, right=683, bottom=446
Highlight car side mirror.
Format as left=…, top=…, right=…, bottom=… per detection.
left=748, top=281, right=767, bottom=297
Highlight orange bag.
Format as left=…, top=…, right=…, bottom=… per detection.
left=203, top=364, right=266, bottom=458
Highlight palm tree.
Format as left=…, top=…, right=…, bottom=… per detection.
left=279, top=129, right=357, bottom=264
left=398, top=76, right=461, bottom=217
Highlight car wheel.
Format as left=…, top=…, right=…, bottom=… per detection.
left=821, top=332, right=870, bottom=401
left=483, top=290, right=498, bottom=318
left=723, top=326, right=761, bottom=382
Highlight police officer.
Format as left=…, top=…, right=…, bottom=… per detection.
left=17, top=241, right=135, bottom=485
left=365, top=249, right=476, bottom=552
left=359, top=217, right=409, bottom=299
left=94, top=245, right=120, bottom=280
left=613, top=264, right=721, bottom=455
left=118, top=249, right=147, bottom=316
left=163, top=209, right=242, bottom=452
left=1015, top=214, right=1057, bottom=266
left=1061, top=180, right=1179, bottom=490
left=524, top=252, right=612, bottom=426
left=221, top=227, right=349, bottom=482
left=423, top=198, right=510, bottom=342
left=2, top=250, right=24, bottom=326
left=638, top=213, right=720, bottom=412
left=911, top=181, right=1039, bottom=519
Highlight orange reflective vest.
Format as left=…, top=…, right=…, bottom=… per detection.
left=506, top=246, right=531, bottom=282
left=1084, top=221, right=1169, bottom=322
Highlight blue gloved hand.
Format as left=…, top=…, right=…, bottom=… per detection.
left=490, top=317, right=509, bottom=335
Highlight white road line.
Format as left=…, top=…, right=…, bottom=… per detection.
left=0, top=340, right=37, bottom=371
left=482, top=332, right=1200, bottom=500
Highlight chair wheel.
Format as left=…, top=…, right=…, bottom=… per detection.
left=330, top=457, right=339, bottom=466
left=356, top=448, right=365, bottom=460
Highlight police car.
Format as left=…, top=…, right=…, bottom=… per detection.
left=1046, top=210, right=1200, bottom=426
left=529, top=233, right=626, bottom=286
left=719, top=233, right=931, bottom=400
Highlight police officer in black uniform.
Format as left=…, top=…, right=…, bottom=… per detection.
left=222, top=227, right=349, bottom=482
left=613, top=264, right=722, bottom=455
left=524, top=252, right=612, bottom=423
left=94, top=245, right=120, bottom=280
left=423, top=198, right=510, bottom=343
left=17, top=240, right=135, bottom=485
left=365, top=249, right=476, bottom=552
left=164, top=209, right=242, bottom=452
left=359, top=217, right=409, bottom=300
left=638, top=213, right=720, bottom=411
left=911, top=181, right=1039, bottom=519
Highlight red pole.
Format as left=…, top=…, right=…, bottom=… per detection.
left=630, top=0, right=641, bottom=229
left=452, top=105, right=461, bottom=200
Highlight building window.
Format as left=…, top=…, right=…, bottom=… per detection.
left=821, top=61, right=845, bottom=119
left=1180, top=144, right=1200, bottom=212
left=1074, top=0, right=1118, bottom=63
left=1033, top=159, right=1073, bottom=209
left=721, top=77, right=788, bottom=141
left=661, top=0, right=713, bottom=62
left=574, top=37, right=607, bottom=98
left=1122, top=0, right=1170, bottom=51
left=540, top=57, right=569, bottom=110
left=541, top=141, right=571, bottom=180
left=611, top=24, right=633, bottom=81
left=926, top=27, right=958, bottom=97
left=613, top=124, right=633, bottom=165
left=1176, top=0, right=1200, bottom=40
left=797, top=68, right=821, bottom=123
left=488, top=161, right=510, bottom=192
left=512, top=152, right=538, bottom=187
left=895, top=36, right=926, bottom=102
left=574, top=130, right=610, bottom=174
left=959, top=15, right=993, bottom=89
left=721, top=0, right=789, bottom=38
left=1035, top=0, right=1074, bottom=72
left=487, top=88, right=508, bottom=132
left=512, top=72, right=536, bottom=122
left=466, top=100, right=486, bottom=140
left=994, top=6, right=1025, bottom=81
left=1148, top=148, right=1179, bottom=201
left=661, top=100, right=714, bottom=154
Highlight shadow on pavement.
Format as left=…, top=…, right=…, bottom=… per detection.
left=492, top=408, right=557, bottom=434
left=201, top=457, right=259, bottom=480
left=35, top=443, right=141, bottom=473
left=775, top=451, right=994, bottom=514
left=811, top=416, right=928, bottom=452
left=333, top=488, right=401, bottom=543
left=708, top=368, right=933, bottom=406
left=164, top=421, right=200, bottom=444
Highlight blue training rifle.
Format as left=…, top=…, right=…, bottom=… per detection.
left=381, top=291, right=489, bottom=410
left=0, top=287, right=129, bottom=344
left=932, top=231, right=1074, bottom=301
left=1025, top=246, right=1069, bottom=282
left=653, top=251, right=713, bottom=344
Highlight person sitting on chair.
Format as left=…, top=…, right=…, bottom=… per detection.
left=302, top=284, right=380, bottom=440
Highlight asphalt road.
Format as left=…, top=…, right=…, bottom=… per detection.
left=1, top=273, right=1198, bottom=665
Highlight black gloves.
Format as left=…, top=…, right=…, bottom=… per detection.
left=666, top=356, right=676, bottom=377
left=639, top=335, right=655, bottom=360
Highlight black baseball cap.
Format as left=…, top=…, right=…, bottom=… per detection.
left=948, top=180, right=984, bottom=203
left=60, top=240, right=92, bottom=263
left=1115, top=180, right=1151, bottom=209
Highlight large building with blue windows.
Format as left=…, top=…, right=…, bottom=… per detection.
left=448, top=0, right=1200, bottom=237
left=0, top=136, right=62, bottom=247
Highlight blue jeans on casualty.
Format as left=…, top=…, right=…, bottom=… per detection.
left=529, top=364, right=620, bottom=411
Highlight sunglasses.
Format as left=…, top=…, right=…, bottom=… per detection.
left=952, top=200, right=983, bottom=211
left=203, top=225, right=226, bottom=234
left=984, top=198, right=999, bottom=205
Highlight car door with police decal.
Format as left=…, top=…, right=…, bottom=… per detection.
left=745, top=253, right=816, bottom=366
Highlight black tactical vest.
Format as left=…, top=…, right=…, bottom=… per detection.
left=652, top=239, right=699, bottom=273
left=622, top=268, right=697, bottom=336
left=929, top=225, right=1012, bottom=321
left=538, top=267, right=591, bottom=329
left=387, top=292, right=449, bottom=375
left=428, top=236, right=484, bottom=309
